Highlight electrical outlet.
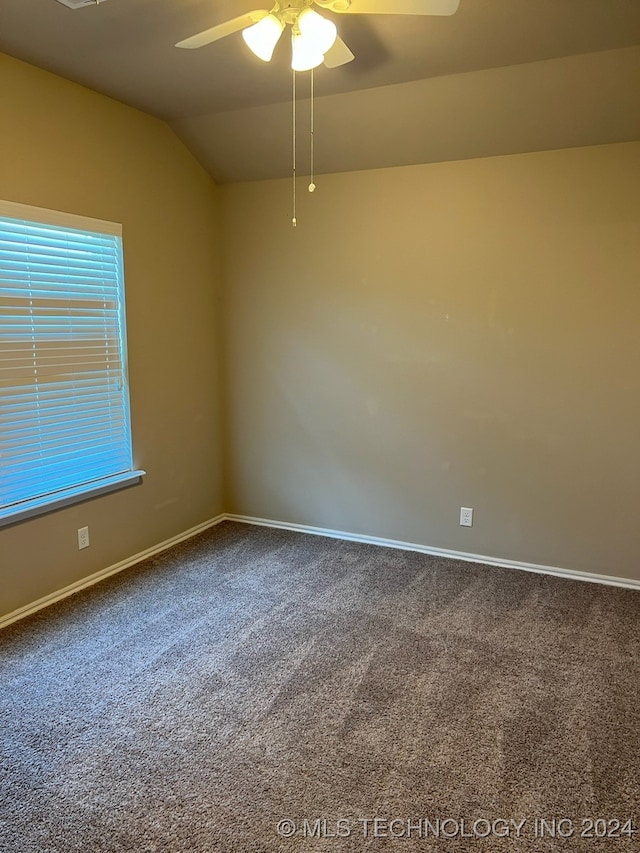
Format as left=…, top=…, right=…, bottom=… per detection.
left=460, top=507, right=473, bottom=527
left=77, top=526, right=90, bottom=550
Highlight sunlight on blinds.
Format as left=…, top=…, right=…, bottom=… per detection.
left=0, top=201, right=142, bottom=524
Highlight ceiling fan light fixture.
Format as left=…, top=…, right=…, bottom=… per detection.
left=297, top=8, right=337, bottom=55
left=291, top=31, right=324, bottom=72
left=242, top=14, right=285, bottom=62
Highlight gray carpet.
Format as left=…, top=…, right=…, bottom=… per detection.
left=1, top=521, right=639, bottom=852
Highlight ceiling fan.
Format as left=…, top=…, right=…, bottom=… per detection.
left=176, top=0, right=461, bottom=72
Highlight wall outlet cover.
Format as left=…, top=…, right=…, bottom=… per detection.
left=77, top=526, right=90, bottom=549
left=460, top=507, right=474, bottom=527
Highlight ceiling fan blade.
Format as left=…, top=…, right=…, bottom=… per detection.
left=324, top=0, right=460, bottom=15
left=323, top=36, right=355, bottom=68
left=176, top=10, right=269, bottom=49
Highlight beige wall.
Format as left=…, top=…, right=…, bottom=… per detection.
left=222, top=142, right=640, bottom=581
left=0, top=53, right=223, bottom=619
left=1, top=52, right=638, bottom=622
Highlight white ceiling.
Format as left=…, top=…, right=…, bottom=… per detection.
left=1, top=0, right=639, bottom=182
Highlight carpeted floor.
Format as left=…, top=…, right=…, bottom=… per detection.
left=1, top=521, right=639, bottom=852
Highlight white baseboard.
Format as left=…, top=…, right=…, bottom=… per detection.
left=4, top=511, right=638, bottom=630
left=225, top=513, right=640, bottom=592
left=0, top=514, right=226, bottom=630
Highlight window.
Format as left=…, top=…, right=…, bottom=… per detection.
left=0, top=200, right=143, bottom=526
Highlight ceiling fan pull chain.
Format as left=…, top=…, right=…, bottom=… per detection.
left=309, top=68, right=316, bottom=194
left=292, top=68, right=297, bottom=228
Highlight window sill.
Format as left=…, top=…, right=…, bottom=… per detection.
left=0, top=470, right=146, bottom=528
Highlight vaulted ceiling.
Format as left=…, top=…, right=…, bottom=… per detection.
left=1, top=0, right=639, bottom=182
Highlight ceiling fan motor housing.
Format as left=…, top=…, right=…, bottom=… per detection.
left=315, top=1, right=352, bottom=11
left=53, top=0, right=108, bottom=9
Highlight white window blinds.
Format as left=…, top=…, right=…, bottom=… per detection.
left=0, top=200, right=143, bottom=525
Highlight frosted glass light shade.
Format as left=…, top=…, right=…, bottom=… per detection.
left=297, top=8, right=337, bottom=54
left=242, top=14, right=285, bottom=62
left=291, top=32, right=324, bottom=71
